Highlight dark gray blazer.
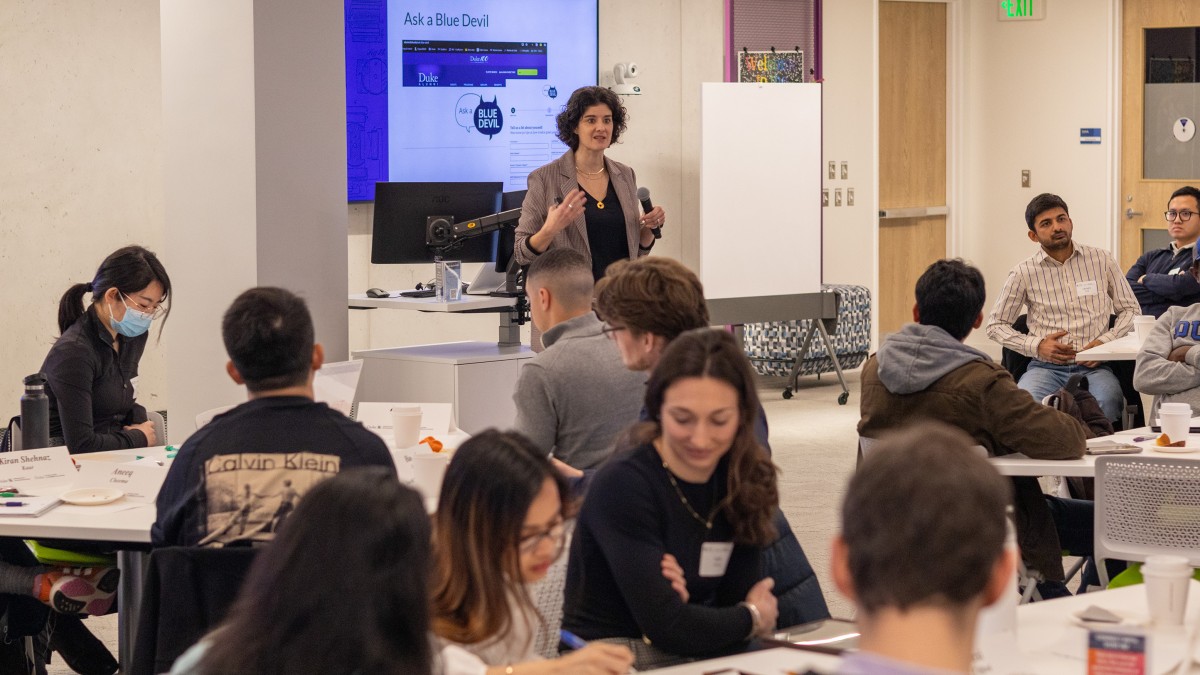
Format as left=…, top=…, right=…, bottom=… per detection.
left=513, top=150, right=647, bottom=267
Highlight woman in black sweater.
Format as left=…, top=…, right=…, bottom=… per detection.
left=562, top=329, right=780, bottom=669
left=41, top=245, right=170, bottom=453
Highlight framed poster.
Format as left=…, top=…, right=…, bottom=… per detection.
left=737, top=50, right=804, bottom=83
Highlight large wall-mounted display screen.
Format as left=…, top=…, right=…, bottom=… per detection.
left=345, top=0, right=599, bottom=201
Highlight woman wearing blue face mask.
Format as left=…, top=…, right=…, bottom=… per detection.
left=41, top=245, right=171, bottom=453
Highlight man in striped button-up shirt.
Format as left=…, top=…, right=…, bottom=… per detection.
left=985, top=193, right=1139, bottom=422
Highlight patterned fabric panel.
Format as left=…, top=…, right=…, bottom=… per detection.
left=743, top=284, right=872, bottom=378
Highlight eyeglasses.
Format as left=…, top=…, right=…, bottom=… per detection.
left=518, top=520, right=566, bottom=554
left=1165, top=210, right=1198, bottom=222
left=121, top=292, right=167, bottom=320
left=601, top=323, right=626, bottom=340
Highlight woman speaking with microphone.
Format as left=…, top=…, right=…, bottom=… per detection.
left=514, top=86, right=665, bottom=283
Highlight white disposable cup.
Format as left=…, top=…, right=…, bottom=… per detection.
left=411, top=452, right=450, bottom=500
left=1159, top=408, right=1191, bottom=446
left=1134, top=315, right=1156, bottom=344
left=391, top=405, right=422, bottom=448
left=1143, top=554, right=1191, bottom=626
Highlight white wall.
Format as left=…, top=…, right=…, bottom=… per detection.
left=0, top=1, right=166, bottom=413
left=958, top=0, right=1117, bottom=353
left=821, top=0, right=879, bottom=292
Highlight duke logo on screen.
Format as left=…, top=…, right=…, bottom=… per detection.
left=474, top=97, right=503, bottom=139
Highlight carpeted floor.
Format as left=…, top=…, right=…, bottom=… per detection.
left=760, top=369, right=862, bottom=619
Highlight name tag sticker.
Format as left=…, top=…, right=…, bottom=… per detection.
left=698, top=541, right=734, bottom=578
left=1076, top=280, right=1099, bottom=297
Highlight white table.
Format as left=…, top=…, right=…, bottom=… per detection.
left=348, top=292, right=525, bottom=346
left=1075, top=333, right=1141, bottom=361
left=1013, top=580, right=1200, bottom=674
left=648, top=584, right=1200, bottom=674
left=347, top=292, right=517, bottom=312
left=989, top=423, right=1200, bottom=477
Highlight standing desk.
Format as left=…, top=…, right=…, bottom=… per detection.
left=348, top=293, right=533, bottom=434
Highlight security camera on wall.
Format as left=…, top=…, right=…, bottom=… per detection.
left=610, top=62, right=642, bottom=95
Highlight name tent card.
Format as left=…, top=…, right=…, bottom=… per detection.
left=0, top=447, right=76, bottom=493
left=74, top=462, right=167, bottom=504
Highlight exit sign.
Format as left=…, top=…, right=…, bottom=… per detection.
left=998, top=0, right=1045, bottom=21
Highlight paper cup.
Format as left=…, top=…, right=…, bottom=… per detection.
left=1134, top=315, right=1156, bottom=344
left=411, top=451, right=450, bottom=500
left=1159, top=407, right=1191, bottom=446
left=391, top=405, right=422, bottom=448
left=1143, top=554, right=1191, bottom=626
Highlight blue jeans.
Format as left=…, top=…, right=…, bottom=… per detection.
left=1018, top=361, right=1124, bottom=423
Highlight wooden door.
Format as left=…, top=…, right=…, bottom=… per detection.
left=878, top=1, right=947, bottom=335
left=1120, top=0, right=1200, bottom=270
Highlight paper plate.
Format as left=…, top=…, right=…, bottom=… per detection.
left=1142, top=444, right=1200, bottom=454
left=60, top=487, right=125, bottom=506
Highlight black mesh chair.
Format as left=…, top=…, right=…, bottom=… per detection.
left=1000, top=314, right=1142, bottom=430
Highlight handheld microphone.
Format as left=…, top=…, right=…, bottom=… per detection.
left=637, top=187, right=661, bottom=239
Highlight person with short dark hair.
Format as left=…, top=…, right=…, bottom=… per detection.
left=1126, top=186, right=1200, bottom=317
left=860, top=259, right=1090, bottom=593
left=832, top=424, right=1016, bottom=674
left=1134, top=242, right=1200, bottom=418
left=986, top=192, right=1139, bottom=422
left=152, top=287, right=394, bottom=548
left=511, top=249, right=645, bottom=471
left=41, top=245, right=171, bottom=453
left=513, top=86, right=665, bottom=282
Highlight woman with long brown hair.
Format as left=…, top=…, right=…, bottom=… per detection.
left=561, top=328, right=780, bottom=669
left=431, top=429, right=632, bottom=674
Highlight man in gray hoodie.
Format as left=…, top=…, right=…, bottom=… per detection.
left=859, top=259, right=1093, bottom=594
left=511, top=248, right=646, bottom=471
left=1134, top=244, right=1200, bottom=419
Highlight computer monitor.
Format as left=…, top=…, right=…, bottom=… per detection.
left=370, top=182, right=503, bottom=264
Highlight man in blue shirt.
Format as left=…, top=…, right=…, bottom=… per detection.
left=1127, top=186, right=1200, bottom=317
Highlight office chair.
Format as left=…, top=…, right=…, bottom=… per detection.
left=1000, top=314, right=1142, bottom=430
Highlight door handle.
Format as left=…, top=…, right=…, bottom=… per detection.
left=878, top=206, right=949, bottom=219
left=1125, top=208, right=1143, bottom=220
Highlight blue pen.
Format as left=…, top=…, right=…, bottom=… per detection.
left=559, top=630, right=588, bottom=651
left=1, top=502, right=28, bottom=507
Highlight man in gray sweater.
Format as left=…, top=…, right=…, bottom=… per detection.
left=512, top=249, right=646, bottom=471
left=1134, top=245, right=1200, bottom=418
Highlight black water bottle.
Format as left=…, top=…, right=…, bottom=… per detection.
left=20, top=373, right=50, bottom=450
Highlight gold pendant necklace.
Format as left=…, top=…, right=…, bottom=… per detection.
left=596, top=199, right=605, bottom=209
left=576, top=164, right=606, bottom=176
left=661, top=459, right=717, bottom=531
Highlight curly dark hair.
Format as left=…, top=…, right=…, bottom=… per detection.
left=555, top=86, right=628, bottom=151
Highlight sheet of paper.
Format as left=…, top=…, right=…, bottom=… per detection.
left=0, top=447, right=77, bottom=494
left=73, top=462, right=168, bottom=504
